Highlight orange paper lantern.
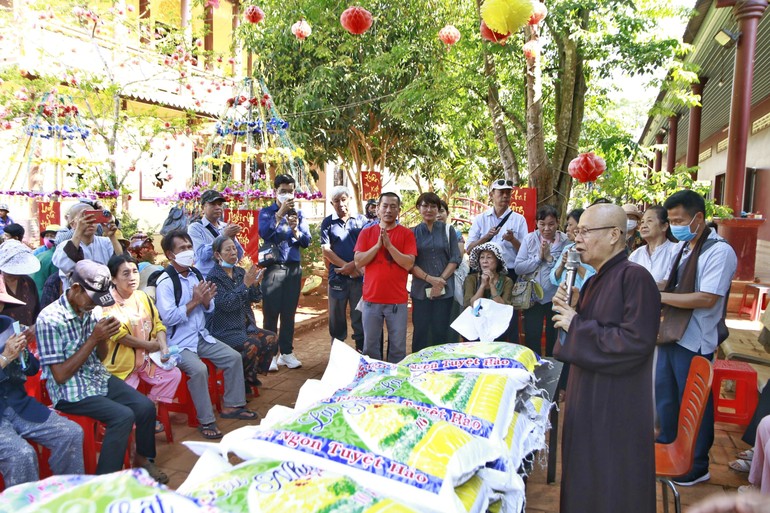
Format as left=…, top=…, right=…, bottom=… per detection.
left=528, top=2, right=548, bottom=25
left=568, top=152, right=606, bottom=183
left=291, top=20, right=312, bottom=40
left=244, top=5, right=264, bottom=24
left=480, top=20, right=510, bottom=44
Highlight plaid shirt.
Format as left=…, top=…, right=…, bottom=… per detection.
left=36, top=294, right=111, bottom=405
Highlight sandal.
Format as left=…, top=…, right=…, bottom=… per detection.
left=141, top=461, right=169, bottom=484
left=220, top=407, right=260, bottom=420
left=155, top=420, right=165, bottom=434
left=729, top=459, right=751, bottom=473
left=198, top=422, right=223, bottom=439
left=737, top=448, right=754, bottom=461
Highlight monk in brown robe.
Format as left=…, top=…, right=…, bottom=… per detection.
left=552, top=203, right=660, bottom=513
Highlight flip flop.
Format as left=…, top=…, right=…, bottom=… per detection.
left=155, top=420, right=165, bottom=434
left=737, top=448, right=754, bottom=461
left=198, top=422, right=223, bottom=439
left=141, top=461, right=169, bottom=484
left=729, top=459, right=751, bottom=473
left=220, top=407, right=260, bottom=420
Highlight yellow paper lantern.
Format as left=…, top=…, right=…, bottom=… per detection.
left=480, top=0, right=534, bottom=36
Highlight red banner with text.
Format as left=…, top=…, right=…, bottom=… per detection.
left=37, top=200, right=61, bottom=231
left=510, top=187, right=537, bottom=232
left=361, top=171, right=382, bottom=201
left=224, top=209, right=260, bottom=261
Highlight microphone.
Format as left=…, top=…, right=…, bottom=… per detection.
left=564, top=249, right=581, bottom=306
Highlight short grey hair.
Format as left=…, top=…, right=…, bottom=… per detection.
left=330, top=186, right=351, bottom=201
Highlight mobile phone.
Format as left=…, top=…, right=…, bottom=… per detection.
left=85, top=209, right=112, bottom=224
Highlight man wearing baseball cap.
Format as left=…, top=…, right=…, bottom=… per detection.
left=36, top=260, right=168, bottom=482
left=465, top=178, right=529, bottom=342
left=187, top=189, right=244, bottom=277
left=0, top=204, right=13, bottom=231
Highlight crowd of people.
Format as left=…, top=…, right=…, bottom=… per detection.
left=0, top=176, right=766, bottom=512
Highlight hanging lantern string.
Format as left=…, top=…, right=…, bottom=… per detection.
left=280, top=87, right=409, bottom=118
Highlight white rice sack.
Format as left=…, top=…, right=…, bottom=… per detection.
left=227, top=402, right=500, bottom=513
left=326, top=369, right=516, bottom=451
left=485, top=473, right=526, bottom=513
left=321, top=340, right=402, bottom=392
left=399, top=342, right=542, bottom=380
left=0, top=469, right=217, bottom=513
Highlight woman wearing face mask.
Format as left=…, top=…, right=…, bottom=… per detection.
left=550, top=208, right=596, bottom=289
left=206, top=236, right=278, bottom=388
left=629, top=206, right=682, bottom=284
left=514, top=205, right=569, bottom=356
left=622, top=204, right=646, bottom=254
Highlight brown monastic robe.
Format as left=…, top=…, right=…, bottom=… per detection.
left=553, top=251, right=660, bottom=513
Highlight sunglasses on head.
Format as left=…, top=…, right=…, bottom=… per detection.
left=493, top=179, right=513, bottom=187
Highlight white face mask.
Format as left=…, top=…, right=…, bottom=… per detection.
left=174, top=249, right=195, bottom=268
left=626, top=219, right=638, bottom=232
left=277, top=192, right=294, bottom=204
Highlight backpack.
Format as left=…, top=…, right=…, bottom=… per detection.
left=150, top=264, right=204, bottom=338
left=160, top=206, right=189, bottom=236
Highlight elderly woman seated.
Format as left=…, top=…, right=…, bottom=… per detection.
left=206, top=236, right=278, bottom=388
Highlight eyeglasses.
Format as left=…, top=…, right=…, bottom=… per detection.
left=575, top=226, right=617, bottom=238
left=492, top=179, right=514, bottom=187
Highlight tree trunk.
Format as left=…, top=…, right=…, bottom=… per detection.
left=525, top=26, right=552, bottom=208
left=549, top=10, right=589, bottom=220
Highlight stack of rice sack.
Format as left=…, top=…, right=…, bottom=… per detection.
left=0, top=342, right=553, bottom=513
left=179, top=341, right=554, bottom=513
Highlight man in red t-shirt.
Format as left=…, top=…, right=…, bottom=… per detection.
left=354, top=192, right=417, bottom=362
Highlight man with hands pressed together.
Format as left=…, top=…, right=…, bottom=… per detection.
left=188, top=189, right=244, bottom=278
left=465, top=179, right=528, bottom=342
left=320, top=186, right=367, bottom=351
left=259, top=174, right=311, bottom=371
left=155, top=230, right=255, bottom=440
left=36, top=260, right=167, bottom=482
left=354, top=192, right=417, bottom=363
left=550, top=203, right=660, bottom=513
left=52, top=204, right=123, bottom=290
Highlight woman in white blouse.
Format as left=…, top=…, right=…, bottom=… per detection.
left=629, top=205, right=682, bottom=285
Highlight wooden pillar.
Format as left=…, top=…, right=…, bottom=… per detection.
left=139, top=0, right=150, bottom=44
left=666, top=115, right=679, bottom=174
left=723, top=0, right=768, bottom=215
left=654, top=133, right=664, bottom=173
left=686, top=80, right=707, bottom=174
left=204, top=5, right=214, bottom=70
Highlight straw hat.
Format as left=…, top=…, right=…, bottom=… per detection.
left=622, top=204, right=643, bottom=221
left=0, top=240, right=41, bottom=275
left=469, top=242, right=506, bottom=273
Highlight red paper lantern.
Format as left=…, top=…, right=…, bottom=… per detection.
left=291, top=20, right=312, bottom=40
left=523, top=41, right=539, bottom=60
left=568, top=152, right=606, bottom=183
left=438, top=25, right=461, bottom=46
left=340, top=6, right=373, bottom=35
left=528, top=2, right=548, bottom=25
left=243, top=5, right=264, bottom=24
left=480, top=20, right=510, bottom=44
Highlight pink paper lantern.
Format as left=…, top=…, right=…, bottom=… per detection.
left=568, top=152, right=606, bottom=183
left=528, top=2, right=548, bottom=25
left=523, top=40, right=539, bottom=60
left=244, top=5, right=264, bottom=24
left=438, top=25, right=461, bottom=46
left=340, top=6, right=373, bottom=35
left=291, top=20, right=312, bottom=40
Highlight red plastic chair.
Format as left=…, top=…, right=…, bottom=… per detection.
left=655, top=356, right=714, bottom=513
left=201, top=358, right=258, bottom=414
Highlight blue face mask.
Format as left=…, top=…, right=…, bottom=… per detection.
left=220, top=260, right=235, bottom=268
left=671, top=216, right=699, bottom=242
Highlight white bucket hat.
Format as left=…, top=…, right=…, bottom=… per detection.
left=0, top=239, right=41, bottom=275
left=469, top=242, right=506, bottom=273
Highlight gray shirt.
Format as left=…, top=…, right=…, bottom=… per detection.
left=675, top=230, right=737, bottom=355
left=410, top=222, right=461, bottom=301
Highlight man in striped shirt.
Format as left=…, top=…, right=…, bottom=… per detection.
left=36, top=260, right=168, bottom=483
